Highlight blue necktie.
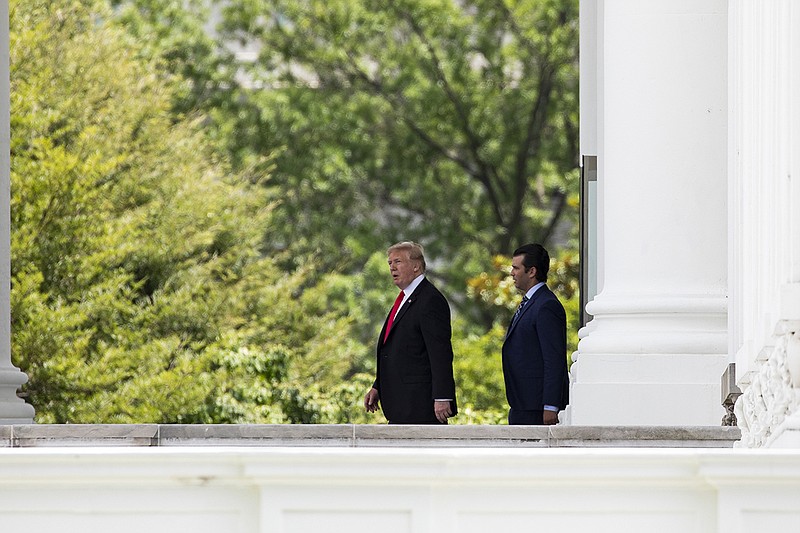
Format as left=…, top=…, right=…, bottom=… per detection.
left=512, top=295, right=529, bottom=324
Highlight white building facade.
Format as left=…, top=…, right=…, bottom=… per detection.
left=0, top=0, right=799, bottom=444
left=727, top=0, right=800, bottom=448
left=571, top=0, right=730, bottom=427
left=2, top=445, right=800, bottom=533
left=1, top=1, right=800, bottom=531
left=571, top=0, right=800, bottom=447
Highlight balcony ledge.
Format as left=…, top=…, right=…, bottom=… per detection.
left=0, top=424, right=741, bottom=448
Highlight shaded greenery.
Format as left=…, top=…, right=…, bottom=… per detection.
left=215, top=0, right=580, bottom=271
left=10, top=0, right=373, bottom=423
left=10, top=0, right=580, bottom=424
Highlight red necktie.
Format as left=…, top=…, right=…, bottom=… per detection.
left=383, top=291, right=405, bottom=342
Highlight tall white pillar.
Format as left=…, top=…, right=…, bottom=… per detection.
left=730, top=0, right=800, bottom=448
left=0, top=0, right=34, bottom=424
left=570, top=0, right=729, bottom=426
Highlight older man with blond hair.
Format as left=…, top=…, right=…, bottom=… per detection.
left=364, top=241, right=457, bottom=424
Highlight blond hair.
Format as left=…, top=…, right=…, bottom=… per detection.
left=387, top=241, right=426, bottom=272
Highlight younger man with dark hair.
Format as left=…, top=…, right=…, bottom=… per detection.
left=502, top=243, right=569, bottom=425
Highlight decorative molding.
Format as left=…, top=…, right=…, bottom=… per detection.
left=736, top=332, right=800, bottom=447
left=729, top=1, right=800, bottom=448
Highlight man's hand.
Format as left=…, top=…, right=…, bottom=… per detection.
left=543, top=410, right=559, bottom=425
left=364, top=388, right=380, bottom=413
left=434, top=400, right=452, bottom=423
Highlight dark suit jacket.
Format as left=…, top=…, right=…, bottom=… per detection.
left=502, top=285, right=569, bottom=411
left=373, top=278, right=457, bottom=424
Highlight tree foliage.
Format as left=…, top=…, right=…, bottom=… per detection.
left=216, top=0, right=580, bottom=271
left=9, top=0, right=379, bottom=423
left=9, top=0, right=581, bottom=424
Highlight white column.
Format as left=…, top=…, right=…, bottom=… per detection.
left=570, top=0, right=729, bottom=426
left=731, top=0, right=800, bottom=448
left=0, top=0, right=34, bottom=424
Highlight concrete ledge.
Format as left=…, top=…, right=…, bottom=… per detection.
left=352, top=424, right=550, bottom=447
left=11, top=424, right=159, bottom=447
left=0, top=424, right=741, bottom=448
left=550, top=426, right=743, bottom=448
left=159, top=424, right=354, bottom=447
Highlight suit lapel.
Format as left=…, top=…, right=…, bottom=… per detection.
left=382, top=279, right=426, bottom=343
left=387, top=296, right=414, bottom=333
left=506, top=285, right=548, bottom=338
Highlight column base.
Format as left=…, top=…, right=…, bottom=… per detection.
left=0, top=367, right=35, bottom=424
left=569, top=353, right=729, bottom=426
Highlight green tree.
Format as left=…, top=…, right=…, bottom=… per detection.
left=216, top=0, right=579, bottom=271
left=9, top=0, right=581, bottom=424
left=10, top=0, right=381, bottom=423
left=109, top=0, right=583, bottom=422
left=108, top=0, right=277, bottom=189
left=109, top=0, right=239, bottom=117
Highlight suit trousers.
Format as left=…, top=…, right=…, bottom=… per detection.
left=508, top=408, right=544, bottom=425
left=388, top=417, right=447, bottom=425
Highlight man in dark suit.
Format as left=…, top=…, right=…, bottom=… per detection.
left=502, top=243, right=569, bottom=425
left=364, top=241, right=457, bottom=424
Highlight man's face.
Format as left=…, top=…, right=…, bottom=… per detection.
left=388, top=249, right=419, bottom=290
left=510, top=255, right=536, bottom=292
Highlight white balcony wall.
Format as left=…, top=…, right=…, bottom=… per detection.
left=1, top=448, right=800, bottom=533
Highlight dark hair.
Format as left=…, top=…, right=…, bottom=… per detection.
left=512, top=243, right=550, bottom=282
